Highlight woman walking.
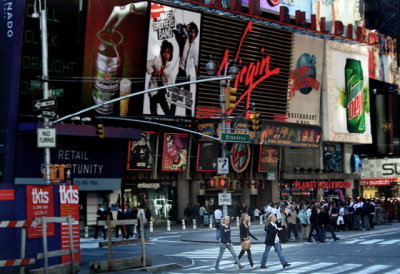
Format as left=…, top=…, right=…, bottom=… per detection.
left=214, top=216, right=244, bottom=270
left=235, top=213, right=259, bottom=270
left=260, top=214, right=291, bottom=269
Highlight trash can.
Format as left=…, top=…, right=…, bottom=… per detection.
left=203, top=214, right=209, bottom=226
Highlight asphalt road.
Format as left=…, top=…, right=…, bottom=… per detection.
left=80, top=223, right=400, bottom=273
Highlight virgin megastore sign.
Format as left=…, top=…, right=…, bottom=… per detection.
left=361, top=158, right=400, bottom=179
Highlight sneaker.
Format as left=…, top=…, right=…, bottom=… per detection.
left=283, top=263, right=291, bottom=268
left=252, top=264, right=259, bottom=270
left=239, top=265, right=245, bottom=270
left=334, top=238, right=340, bottom=241
left=215, top=266, right=220, bottom=270
left=260, top=266, right=268, bottom=269
left=235, top=264, right=245, bottom=270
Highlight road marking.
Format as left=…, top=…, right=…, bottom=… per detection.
left=379, top=239, right=400, bottom=245
left=350, top=264, right=391, bottom=274
left=312, top=263, right=363, bottom=273
left=284, top=262, right=337, bottom=273
left=359, top=239, right=385, bottom=244
left=340, top=239, right=365, bottom=244
left=256, top=261, right=309, bottom=272
left=383, top=267, right=400, bottom=274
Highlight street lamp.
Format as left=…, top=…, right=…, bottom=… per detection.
left=205, top=55, right=239, bottom=217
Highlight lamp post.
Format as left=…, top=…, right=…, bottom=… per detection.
left=206, top=56, right=239, bottom=217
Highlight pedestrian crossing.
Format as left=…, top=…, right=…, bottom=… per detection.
left=169, top=261, right=400, bottom=273
left=338, top=238, right=400, bottom=246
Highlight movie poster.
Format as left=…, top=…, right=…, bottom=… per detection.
left=143, top=3, right=201, bottom=117
left=287, top=34, right=324, bottom=126
left=162, top=133, right=189, bottom=171
left=259, top=146, right=279, bottom=173
left=127, top=132, right=156, bottom=171
left=196, top=143, right=220, bottom=171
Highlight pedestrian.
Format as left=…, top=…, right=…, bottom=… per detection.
left=337, top=203, right=346, bottom=231
left=137, top=205, right=146, bottom=238
left=124, top=204, right=135, bottom=239
left=184, top=204, right=191, bottom=225
left=253, top=208, right=261, bottom=222
left=214, top=206, right=223, bottom=240
left=194, top=202, right=201, bottom=226
left=214, top=216, right=244, bottom=270
left=94, top=204, right=107, bottom=240
left=298, top=205, right=310, bottom=240
left=235, top=213, right=259, bottom=270
left=317, top=206, right=340, bottom=242
left=199, top=204, right=206, bottom=226
left=260, top=214, right=291, bottom=269
left=115, top=205, right=126, bottom=239
left=287, top=205, right=299, bottom=241
left=276, top=206, right=288, bottom=243
left=307, top=204, right=319, bottom=242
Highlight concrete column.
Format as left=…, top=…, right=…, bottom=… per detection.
left=177, top=172, right=190, bottom=220
left=271, top=180, right=280, bottom=203
left=191, top=180, right=201, bottom=205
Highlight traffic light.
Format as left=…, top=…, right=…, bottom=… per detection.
left=209, top=176, right=230, bottom=188
left=96, top=124, right=105, bottom=138
left=225, top=87, right=237, bottom=110
left=248, top=111, right=260, bottom=131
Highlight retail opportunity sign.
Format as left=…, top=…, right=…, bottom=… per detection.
left=287, top=34, right=324, bottom=126
left=323, top=41, right=372, bottom=144
left=26, top=185, right=55, bottom=239
left=59, top=185, right=80, bottom=263
left=143, top=3, right=201, bottom=117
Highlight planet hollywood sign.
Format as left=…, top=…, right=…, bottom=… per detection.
left=293, top=180, right=351, bottom=190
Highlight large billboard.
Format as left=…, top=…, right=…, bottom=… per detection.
left=241, top=0, right=312, bottom=20
left=144, top=3, right=201, bottom=117
left=323, top=41, right=372, bottom=144
left=287, top=34, right=324, bottom=126
left=82, top=0, right=148, bottom=116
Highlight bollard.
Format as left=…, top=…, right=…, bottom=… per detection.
left=193, top=219, right=197, bottom=230
left=85, top=226, right=89, bottom=238
left=167, top=220, right=171, bottom=231
left=150, top=220, right=153, bottom=233
left=259, top=217, right=263, bottom=225
left=182, top=219, right=186, bottom=230
left=209, top=216, right=213, bottom=229
left=236, top=217, right=240, bottom=227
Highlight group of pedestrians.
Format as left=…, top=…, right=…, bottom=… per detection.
left=183, top=203, right=207, bottom=226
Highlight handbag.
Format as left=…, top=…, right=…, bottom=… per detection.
left=241, top=239, right=251, bottom=250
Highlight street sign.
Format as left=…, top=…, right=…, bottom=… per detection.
left=218, top=193, right=232, bottom=206
left=217, top=157, right=229, bottom=174
left=37, top=128, right=56, bottom=148
left=42, top=110, right=57, bottom=118
left=33, top=98, right=57, bottom=111
left=49, top=89, right=64, bottom=97
left=221, top=133, right=250, bottom=143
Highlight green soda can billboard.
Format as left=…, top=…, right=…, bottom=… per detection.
left=345, top=58, right=365, bottom=133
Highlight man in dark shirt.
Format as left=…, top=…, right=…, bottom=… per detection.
left=317, top=206, right=339, bottom=242
left=94, top=204, right=106, bottom=240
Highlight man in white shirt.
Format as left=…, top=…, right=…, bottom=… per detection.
left=214, top=207, right=223, bottom=240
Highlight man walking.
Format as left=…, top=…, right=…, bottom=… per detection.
left=94, top=204, right=107, bottom=240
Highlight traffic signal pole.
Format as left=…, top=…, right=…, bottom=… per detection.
left=220, top=78, right=228, bottom=217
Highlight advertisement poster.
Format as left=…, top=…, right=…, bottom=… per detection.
left=323, top=144, right=343, bottom=172
left=127, top=132, right=156, bottom=171
left=287, top=34, right=324, bottom=126
left=312, top=0, right=363, bottom=35
left=261, top=0, right=312, bottom=21
left=259, top=146, right=279, bottom=173
left=144, top=3, right=201, bottom=117
left=324, top=41, right=372, bottom=144
left=196, top=143, right=220, bottom=171
left=82, top=0, right=148, bottom=116
left=59, top=185, right=80, bottom=263
left=162, top=133, right=189, bottom=171
left=26, top=185, right=55, bottom=239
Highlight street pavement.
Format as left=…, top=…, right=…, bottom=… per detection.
left=80, top=222, right=400, bottom=273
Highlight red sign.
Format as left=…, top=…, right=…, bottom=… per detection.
left=26, top=185, right=55, bottom=239
left=59, top=185, right=80, bottom=263
left=293, top=180, right=351, bottom=190
left=0, top=189, right=15, bottom=200
left=230, top=144, right=251, bottom=173
left=359, top=178, right=396, bottom=186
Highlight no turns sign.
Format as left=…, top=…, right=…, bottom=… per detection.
left=37, top=128, right=56, bottom=148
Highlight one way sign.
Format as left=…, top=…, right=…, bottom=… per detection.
left=218, top=158, right=229, bottom=174
left=33, top=98, right=57, bottom=111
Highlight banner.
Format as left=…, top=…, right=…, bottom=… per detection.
left=196, top=143, right=220, bottom=171
left=26, top=185, right=55, bottom=239
left=59, top=185, right=80, bottom=263
left=361, top=158, right=400, bottom=179
left=162, top=133, right=189, bottom=171
left=82, top=0, right=148, bottom=116
left=143, top=3, right=201, bottom=117
left=323, top=41, right=372, bottom=144
left=258, top=146, right=279, bottom=173
left=287, top=34, right=324, bottom=126
left=127, top=132, right=156, bottom=171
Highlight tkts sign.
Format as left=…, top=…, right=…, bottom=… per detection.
left=197, top=14, right=292, bottom=119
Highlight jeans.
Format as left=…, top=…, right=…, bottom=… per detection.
left=215, top=243, right=242, bottom=267
left=307, top=223, right=319, bottom=241
left=260, top=242, right=288, bottom=267
left=215, top=220, right=221, bottom=240
left=238, top=248, right=254, bottom=266
left=318, top=224, right=338, bottom=242
left=353, top=214, right=361, bottom=230
left=94, top=225, right=106, bottom=240
left=288, top=223, right=299, bottom=239
left=363, top=215, right=371, bottom=230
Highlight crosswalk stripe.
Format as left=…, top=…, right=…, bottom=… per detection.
left=350, top=265, right=391, bottom=274
left=340, top=239, right=365, bottom=244
left=379, top=239, right=400, bottom=245
left=284, top=262, right=337, bottom=273
left=359, top=239, right=385, bottom=244
left=383, top=267, right=400, bottom=274
left=260, top=261, right=309, bottom=271
left=312, top=263, right=363, bottom=273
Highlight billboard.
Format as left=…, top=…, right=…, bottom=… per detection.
left=127, top=132, right=156, bottom=171
left=196, top=143, right=220, bottom=171
left=161, top=133, right=189, bottom=171
left=26, top=185, right=55, bottom=239
left=287, top=34, right=324, bottom=126
left=82, top=0, right=148, bottom=116
left=361, top=158, right=400, bottom=179
left=143, top=3, right=201, bottom=117
left=323, top=41, right=372, bottom=144
left=258, top=146, right=279, bottom=173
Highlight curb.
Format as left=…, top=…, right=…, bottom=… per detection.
left=133, top=263, right=184, bottom=272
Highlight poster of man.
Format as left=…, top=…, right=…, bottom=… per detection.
left=162, top=133, right=189, bottom=171
left=127, top=132, right=155, bottom=170
left=196, top=143, right=220, bottom=171
left=258, top=146, right=279, bottom=172
left=143, top=3, right=201, bottom=117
